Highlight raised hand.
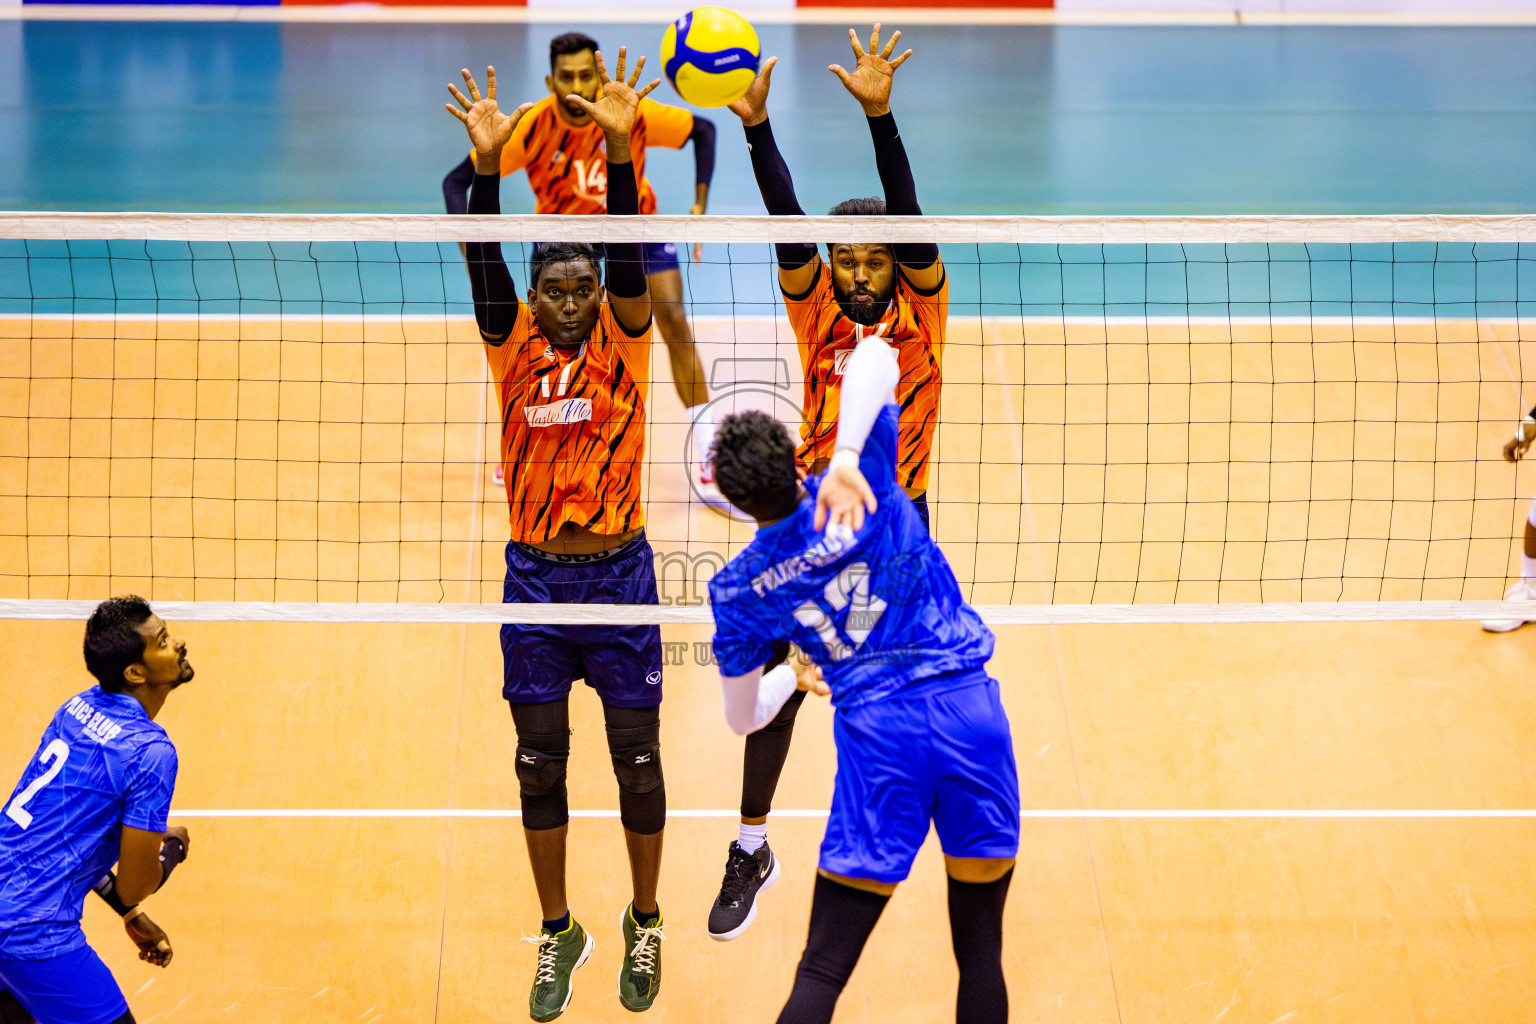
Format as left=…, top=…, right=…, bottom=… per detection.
left=814, top=461, right=878, bottom=536
left=565, top=47, right=660, bottom=142
left=446, top=66, right=535, bottom=157
left=828, top=24, right=912, bottom=117
left=788, top=644, right=830, bottom=697
left=727, top=55, right=777, bottom=127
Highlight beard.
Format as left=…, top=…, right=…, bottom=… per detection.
left=837, top=296, right=891, bottom=327
left=173, top=660, right=194, bottom=687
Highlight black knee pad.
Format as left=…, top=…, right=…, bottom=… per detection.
left=515, top=730, right=570, bottom=830
left=606, top=716, right=665, bottom=834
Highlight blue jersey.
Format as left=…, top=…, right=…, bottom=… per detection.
left=0, top=687, right=177, bottom=960
left=709, top=405, right=995, bottom=708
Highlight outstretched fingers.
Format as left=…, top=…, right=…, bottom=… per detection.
left=565, top=94, right=600, bottom=120
left=626, top=52, right=647, bottom=89
left=889, top=48, right=913, bottom=71
left=462, top=68, right=483, bottom=104
left=635, top=76, right=662, bottom=102
left=593, top=49, right=613, bottom=87
left=879, top=29, right=901, bottom=59
left=485, top=64, right=498, bottom=100
left=506, top=100, right=536, bottom=129
left=848, top=27, right=867, bottom=58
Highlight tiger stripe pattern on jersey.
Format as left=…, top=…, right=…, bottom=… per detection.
left=484, top=302, right=653, bottom=543
left=784, top=265, right=949, bottom=493
left=492, top=95, right=694, bottom=216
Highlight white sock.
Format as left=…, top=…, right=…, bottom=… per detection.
left=738, top=822, right=767, bottom=854
left=688, top=403, right=716, bottom=469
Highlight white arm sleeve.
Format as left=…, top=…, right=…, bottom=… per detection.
left=833, top=334, right=900, bottom=456
left=720, top=664, right=799, bottom=736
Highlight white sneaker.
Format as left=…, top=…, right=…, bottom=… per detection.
left=492, top=464, right=504, bottom=487
left=1482, top=580, right=1536, bottom=633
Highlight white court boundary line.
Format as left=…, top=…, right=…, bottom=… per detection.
left=168, top=807, right=1536, bottom=819
left=6, top=212, right=1536, bottom=244
left=4, top=5, right=1536, bottom=26
left=0, top=599, right=1525, bottom=625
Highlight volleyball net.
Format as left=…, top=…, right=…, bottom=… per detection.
left=4, top=211, right=1536, bottom=624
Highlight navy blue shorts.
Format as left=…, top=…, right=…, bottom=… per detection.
left=820, top=670, right=1021, bottom=884
left=0, top=944, right=127, bottom=1024
left=501, top=534, right=664, bottom=708
left=640, top=242, right=681, bottom=277
left=556, top=241, right=680, bottom=279
left=912, top=491, right=931, bottom=535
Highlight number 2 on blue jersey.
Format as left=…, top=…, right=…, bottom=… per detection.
left=793, top=561, right=889, bottom=661
left=5, top=740, right=70, bottom=829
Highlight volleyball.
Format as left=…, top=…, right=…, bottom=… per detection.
left=661, top=7, right=761, bottom=108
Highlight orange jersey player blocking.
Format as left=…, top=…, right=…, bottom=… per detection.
left=700, top=24, right=950, bottom=944
left=444, top=32, right=727, bottom=504
left=446, top=52, right=667, bottom=1022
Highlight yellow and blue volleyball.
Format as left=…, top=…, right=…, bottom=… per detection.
left=660, top=7, right=760, bottom=108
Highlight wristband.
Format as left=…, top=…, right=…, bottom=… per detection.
left=91, top=871, right=137, bottom=918
left=829, top=449, right=860, bottom=470
left=122, top=906, right=146, bottom=924
left=156, top=835, right=186, bottom=891
left=1519, top=416, right=1535, bottom=443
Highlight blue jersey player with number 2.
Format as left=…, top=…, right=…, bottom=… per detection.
left=707, top=332, right=1020, bottom=1024
left=0, top=597, right=192, bottom=1024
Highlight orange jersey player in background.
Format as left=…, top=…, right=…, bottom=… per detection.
left=446, top=50, right=669, bottom=1020
left=444, top=32, right=727, bottom=505
left=698, top=23, right=949, bottom=946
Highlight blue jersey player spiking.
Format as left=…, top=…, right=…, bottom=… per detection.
left=0, top=597, right=193, bottom=1024
left=707, top=332, right=1021, bottom=1024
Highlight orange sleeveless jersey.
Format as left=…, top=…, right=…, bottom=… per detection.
left=784, top=265, right=949, bottom=493
left=483, top=302, right=653, bottom=543
left=492, top=95, right=694, bottom=215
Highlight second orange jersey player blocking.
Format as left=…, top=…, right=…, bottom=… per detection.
left=444, top=32, right=726, bottom=505
left=701, top=23, right=950, bottom=943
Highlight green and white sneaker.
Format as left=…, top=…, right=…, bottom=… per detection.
left=617, top=905, right=665, bottom=1012
left=523, top=918, right=594, bottom=1022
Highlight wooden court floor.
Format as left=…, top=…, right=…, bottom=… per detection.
left=4, top=616, right=1536, bottom=1024
left=4, top=314, right=1536, bottom=1021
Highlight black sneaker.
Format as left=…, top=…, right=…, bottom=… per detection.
left=707, top=840, right=781, bottom=941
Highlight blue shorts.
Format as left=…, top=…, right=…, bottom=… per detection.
left=501, top=534, right=664, bottom=708
left=570, top=241, right=680, bottom=279
left=911, top=491, right=930, bottom=535
left=640, top=242, right=680, bottom=277
left=0, top=944, right=127, bottom=1024
left=821, top=671, right=1020, bottom=884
